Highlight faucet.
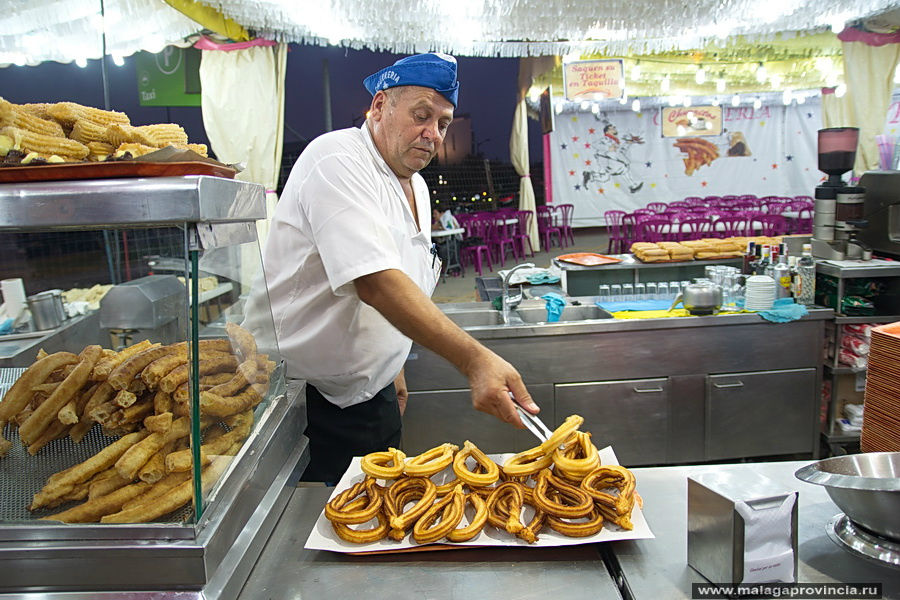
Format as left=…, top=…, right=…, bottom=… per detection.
left=501, top=262, right=534, bottom=324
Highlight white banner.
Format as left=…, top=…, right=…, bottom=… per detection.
left=549, top=99, right=823, bottom=227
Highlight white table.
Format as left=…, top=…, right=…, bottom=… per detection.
left=431, top=227, right=465, bottom=275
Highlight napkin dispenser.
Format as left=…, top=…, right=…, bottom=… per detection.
left=688, top=472, right=798, bottom=585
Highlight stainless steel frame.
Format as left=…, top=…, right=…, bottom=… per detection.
left=0, top=177, right=305, bottom=598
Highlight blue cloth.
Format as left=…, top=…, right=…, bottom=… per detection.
left=363, top=53, right=460, bottom=107
left=0, top=318, right=11, bottom=335
left=527, top=272, right=560, bottom=284
left=757, top=297, right=809, bottom=323
left=542, top=292, right=567, bottom=322
left=596, top=299, right=675, bottom=312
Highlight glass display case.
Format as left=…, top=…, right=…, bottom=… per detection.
left=0, top=175, right=306, bottom=597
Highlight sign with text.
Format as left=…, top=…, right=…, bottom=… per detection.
left=563, top=59, right=624, bottom=101
left=136, top=47, right=201, bottom=107
left=661, top=106, right=723, bottom=137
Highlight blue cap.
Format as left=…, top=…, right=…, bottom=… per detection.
left=363, top=53, right=459, bottom=108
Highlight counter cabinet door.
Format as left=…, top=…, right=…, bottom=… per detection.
left=555, top=378, right=669, bottom=466
left=402, top=387, right=550, bottom=455
left=705, top=368, right=817, bottom=460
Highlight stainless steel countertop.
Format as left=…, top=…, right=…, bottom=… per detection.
left=611, top=461, right=900, bottom=599
left=237, top=486, right=622, bottom=600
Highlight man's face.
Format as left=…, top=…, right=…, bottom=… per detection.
left=369, top=86, right=454, bottom=179
left=607, top=125, right=618, bottom=136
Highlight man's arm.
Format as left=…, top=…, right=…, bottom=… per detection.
left=393, top=368, right=408, bottom=416
left=354, top=268, right=538, bottom=428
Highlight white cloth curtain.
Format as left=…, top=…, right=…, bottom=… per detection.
left=510, top=99, right=539, bottom=252
left=199, top=43, right=287, bottom=245
left=824, top=40, right=900, bottom=174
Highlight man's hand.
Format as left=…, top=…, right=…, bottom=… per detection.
left=394, top=368, right=408, bottom=416
left=355, top=269, right=540, bottom=429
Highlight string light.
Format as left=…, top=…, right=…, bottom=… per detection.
left=753, top=97, right=762, bottom=109
left=716, top=77, right=726, bottom=93
left=835, top=83, right=847, bottom=98
left=111, top=54, right=124, bottom=67
left=782, top=89, right=793, bottom=105
left=682, top=96, right=692, bottom=107
left=631, top=60, right=641, bottom=81
left=711, top=97, right=720, bottom=106
left=731, top=94, right=740, bottom=106
left=591, top=103, right=600, bottom=114
left=619, top=93, right=628, bottom=105
left=631, top=98, right=641, bottom=112
left=695, top=64, right=706, bottom=84
left=661, top=74, right=670, bottom=93
left=755, top=62, right=767, bottom=83
left=769, top=73, right=782, bottom=89
left=75, top=57, right=87, bottom=68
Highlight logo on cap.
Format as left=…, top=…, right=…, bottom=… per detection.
left=376, top=70, right=401, bottom=90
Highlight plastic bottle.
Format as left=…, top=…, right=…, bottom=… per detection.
left=794, top=244, right=816, bottom=306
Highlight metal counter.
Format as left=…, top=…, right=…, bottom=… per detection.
left=608, top=461, right=899, bottom=599
left=237, top=486, right=622, bottom=600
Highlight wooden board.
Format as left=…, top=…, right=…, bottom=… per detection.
left=0, top=160, right=236, bottom=183
left=556, top=252, right=623, bottom=266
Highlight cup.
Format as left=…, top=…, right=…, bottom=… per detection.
left=635, top=283, right=646, bottom=300
left=598, top=284, right=611, bottom=302
left=1, top=278, right=26, bottom=321
left=657, top=282, right=669, bottom=299
left=27, top=290, right=66, bottom=330
left=610, top=284, right=622, bottom=298
left=646, top=282, right=658, bottom=299
left=622, top=284, right=634, bottom=302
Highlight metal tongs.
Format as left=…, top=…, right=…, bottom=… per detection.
left=515, top=404, right=553, bottom=443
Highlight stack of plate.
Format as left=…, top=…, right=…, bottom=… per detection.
left=862, top=322, right=900, bottom=452
left=744, top=275, right=776, bottom=310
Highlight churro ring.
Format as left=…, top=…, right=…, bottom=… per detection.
left=538, top=414, right=584, bottom=453
left=552, top=431, right=600, bottom=482
left=486, top=481, right=526, bottom=536
left=581, top=465, right=637, bottom=516
left=434, top=476, right=463, bottom=496
left=330, top=496, right=389, bottom=544
left=532, top=468, right=593, bottom=519
left=404, top=443, right=458, bottom=477
left=546, top=504, right=605, bottom=537
left=360, top=447, right=407, bottom=480
left=452, top=440, right=500, bottom=487
left=502, top=444, right=553, bottom=477
left=412, top=485, right=465, bottom=544
left=324, top=478, right=383, bottom=525
left=446, top=491, right=489, bottom=542
left=384, top=476, right=437, bottom=540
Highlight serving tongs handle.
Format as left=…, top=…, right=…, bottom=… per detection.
left=513, top=397, right=552, bottom=443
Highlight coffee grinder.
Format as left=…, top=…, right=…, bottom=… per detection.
left=812, top=127, right=872, bottom=260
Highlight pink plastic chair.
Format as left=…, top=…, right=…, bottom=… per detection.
left=621, top=213, right=642, bottom=250
left=634, top=216, right=673, bottom=243
left=512, top=210, right=535, bottom=258
left=668, top=201, right=691, bottom=209
left=557, top=203, right=575, bottom=246
left=713, top=215, right=750, bottom=237
left=488, top=215, right=521, bottom=267
left=755, top=214, right=788, bottom=236
left=793, top=208, right=813, bottom=234
left=537, top=206, right=563, bottom=250
left=674, top=216, right=713, bottom=241
left=604, top=210, right=627, bottom=253
left=459, top=217, right=494, bottom=276
left=684, top=197, right=705, bottom=206
left=646, top=202, right=668, bottom=213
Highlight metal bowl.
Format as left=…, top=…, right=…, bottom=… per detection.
left=795, top=452, right=900, bottom=541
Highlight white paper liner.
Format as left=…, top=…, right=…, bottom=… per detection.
left=304, top=446, right=654, bottom=554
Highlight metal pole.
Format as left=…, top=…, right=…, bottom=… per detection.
left=323, top=58, right=333, bottom=132
left=99, top=0, right=111, bottom=110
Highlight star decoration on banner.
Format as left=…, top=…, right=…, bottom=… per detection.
left=569, top=170, right=575, bottom=176
left=701, top=181, right=708, bottom=187
left=585, top=143, right=591, bottom=149
left=585, top=159, right=592, bottom=166
left=571, top=116, right=578, bottom=122
left=560, top=143, right=567, bottom=150
left=614, top=182, right=621, bottom=188
left=589, top=128, right=595, bottom=134
left=759, top=121, right=766, bottom=127
left=572, top=136, right=579, bottom=142
left=807, top=113, right=813, bottom=118
left=573, top=153, right=580, bottom=159
left=763, top=176, right=767, bottom=180
left=598, top=188, right=605, bottom=194
left=772, top=163, right=778, bottom=169
left=645, top=161, right=652, bottom=167
left=650, top=183, right=657, bottom=189
left=786, top=155, right=793, bottom=161
left=574, top=184, right=581, bottom=190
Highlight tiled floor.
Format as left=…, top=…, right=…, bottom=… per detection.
left=431, top=227, right=611, bottom=303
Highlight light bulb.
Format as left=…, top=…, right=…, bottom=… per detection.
left=111, top=54, right=124, bottom=67
left=683, top=96, right=692, bottom=107
left=619, top=94, right=627, bottom=105
left=668, top=95, right=679, bottom=106
left=716, top=78, right=726, bottom=93
left=554, top=102, right=564, bottom=114
left=797, top=94, right=806, bottom=105
left=632, top=62, right=641, bottom=81
left=75, top=57, right=88, bottom=68
left=835, top=83, right=847, bottom=98
left=528, top=87, right=541, bottom=103
left=592, top=103, right=600, bottom=114
left=731, top=94, right=740, bottom=106
left=769, top=73, right=782, bottom=89
left=782, top=89, right=793, bottom=105
left=695, top=66, right=706, bottom=84
left=756, top=63, right=767, bottom=83
left=661, top=75, right=670, bottom=93
left=711, top=97, right=720, bottom=106
left=632, top=98, right=641, bottom=112
left=580, top=100, right=590, bottom=110
left=753, top=97, right=762, bottom=109
left=830, top=16, right=845, bottom=33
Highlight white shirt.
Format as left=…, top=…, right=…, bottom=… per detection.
left=248, top=124, right=438, bottom=408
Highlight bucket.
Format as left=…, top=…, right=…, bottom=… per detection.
left=27, top=290, right=66, bottom=330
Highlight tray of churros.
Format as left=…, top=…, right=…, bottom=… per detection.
left=305, top=418, right=654, bottom=554
left=0, top=160, right=236, bottom=183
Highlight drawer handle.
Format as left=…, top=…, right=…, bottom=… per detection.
left=713, top=381, right=744, bottom=389
left=633, top=387, right=663, bottom=393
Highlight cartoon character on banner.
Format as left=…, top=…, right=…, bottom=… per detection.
left=583, top=123, right=645, bottom=193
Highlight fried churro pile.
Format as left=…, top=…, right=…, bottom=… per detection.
left=325, top=416, right=640, bottom=546
left=0, top=98, right=208, bottom=166
left=0, top=323, right=275, bottom=524
left=673, top=137, right=719, bottom=175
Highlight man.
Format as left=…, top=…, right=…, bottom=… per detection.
left=248, top=53, right=538, bottom=483
left=583, top=123, right=644, bottom=193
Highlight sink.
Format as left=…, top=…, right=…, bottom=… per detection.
left=515, top=304, right=612, bottom=323
left=443, top=310, right=505, bottom=327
